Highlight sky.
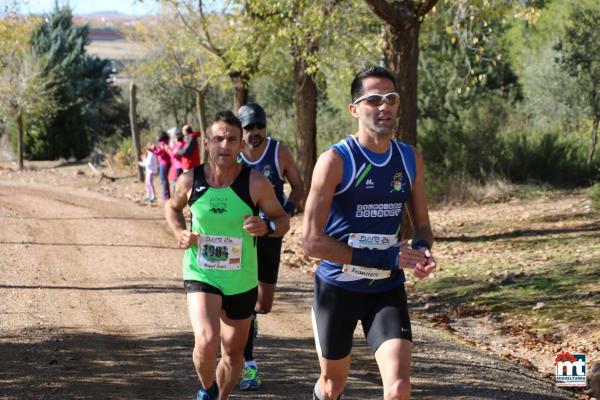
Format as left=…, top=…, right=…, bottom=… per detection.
left=24, top=0, right=160, bottom=16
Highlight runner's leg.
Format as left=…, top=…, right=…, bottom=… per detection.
left=242, top=236, right=281, bottom=389
left=217, top=312, right=252, bottom=399
left=375, top=339, right=412, bottom=400
left=187, top=292, right=221, bottom=391
left=365, top=285, right=413, bottom=400
left=312, top=278, right=359, bottom=399
left=315, top=356, right=350, bottom=400
left=256, top=281, right=276, bottom=313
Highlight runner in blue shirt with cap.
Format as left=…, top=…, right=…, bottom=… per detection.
left=237, top=103, right=304, bottom=390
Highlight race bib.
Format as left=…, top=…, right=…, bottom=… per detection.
left=342, top=264, right=391, bottom=280
left=347, top=233, right=397, bottom=250
left=197, top=235, right=242, bottom=270
left=343, top=233, right=397, bottom=280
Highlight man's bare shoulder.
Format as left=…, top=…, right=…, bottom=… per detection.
left=249, top=168, right=271, bottom=188
left=311, top=149, right=344, bottom=187
left=318, top=148, right=344, bottom=166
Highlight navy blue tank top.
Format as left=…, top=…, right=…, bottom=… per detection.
left=316, top=135, right=416, bottom=293
left=239, top=138, right=286, bottom=206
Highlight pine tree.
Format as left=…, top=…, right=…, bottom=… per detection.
left=28, top=5, right=119, bottom=160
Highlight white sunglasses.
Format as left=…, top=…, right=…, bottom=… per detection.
left=353, top=92, right=400, bottom=106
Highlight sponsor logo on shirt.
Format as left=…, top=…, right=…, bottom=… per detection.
left=355, top=203, right=403, bottom=218
left=209, top=197, right=228, bottom=214
left=261, top=164, right=273, bottom=179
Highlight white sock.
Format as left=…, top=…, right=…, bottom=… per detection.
left=313, top=382, right=325, bottom=400
left=244, top=360, right=257, bottom=369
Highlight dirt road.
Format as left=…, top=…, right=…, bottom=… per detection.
left=0, top=178, right=577, bottom=399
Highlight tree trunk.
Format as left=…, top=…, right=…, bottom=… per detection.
left=383, top=17, right=421, bottom=241
left=230, top=72, right=248, bottom=111
left=383, top=21, right=420, bottom=146
left=195, top=88, right=208, bottom=163
left=294, top=56, right=318, bottom=194
left=363, top=0, right=438, bottom=240
left=16, top=111, right=24, bottom=171
left=129, top=82, right=144, bottom=182
left=588, top=115, right=599, bottom=167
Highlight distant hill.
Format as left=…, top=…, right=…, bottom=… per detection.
left=81, top=10, right=129, bottom=17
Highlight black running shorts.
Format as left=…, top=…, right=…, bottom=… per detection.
left=257, top=236, right=283, bottom=284
left=311, top=276, right=412, bottom=360
left=184, top=280, right=258, bottom=320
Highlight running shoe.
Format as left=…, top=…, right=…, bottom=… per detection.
left=196, top=388, right=211, bottom=400
left=196, top=383, right=219, bottom=400
left=239, top=366, right=262, bottom=390
left=313, top=390, right=344, bottom=399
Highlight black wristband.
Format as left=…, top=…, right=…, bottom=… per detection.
left=412, top=239, right=431, bottom=250
left=261, top=216, right=275, bottom=236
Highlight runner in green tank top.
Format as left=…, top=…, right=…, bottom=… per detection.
left=182, top=164, right=258, bottom=295
left=165, top=111, right=289, bottom=400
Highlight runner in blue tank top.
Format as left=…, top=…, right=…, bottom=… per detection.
left=237, top=103, right=305, bottom=390
left=303, top=66, right=437, bottom=400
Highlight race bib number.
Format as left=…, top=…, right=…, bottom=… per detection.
left=348, top=233, right=397, bottom=250
left=197, top=235, right=242, bottom=270
left=344, top=233, right=397, bottom=280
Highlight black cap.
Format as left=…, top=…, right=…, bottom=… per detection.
left=238, top=103, right=267, bottom=129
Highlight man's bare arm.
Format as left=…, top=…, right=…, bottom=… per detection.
left=406, top=148, right=434, bottom=247
left=406, top=147, right=436, bottom=278
left=164, top=170, right=196, bottom=248
left=278, top=143, right=304, bottom=210
left=302, top=150, right=353, bottom=264
left=247, top=170, right=290, bottom=237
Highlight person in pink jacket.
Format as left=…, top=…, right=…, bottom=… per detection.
left=150, top=131, right=172, bottom=200
left=169, top=129, right=184, bottom=190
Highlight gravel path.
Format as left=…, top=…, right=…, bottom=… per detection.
left=0, top=177, right=577, bottom=399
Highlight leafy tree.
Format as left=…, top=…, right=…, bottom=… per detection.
left=555, top=3, right=600, bottom=166
left=29, top=5, right=124, bottom=159
left=162, top=0, right=267, bottom=110
left=242, top=0, right=340, bottom=192
left=130, top=12, right=224, bottom=134
left=363, top=0, right=537, bottom=145
left=0, top=13, right=57, bottom=169
left=242, top=0, right=378, bottom=192
left=417, top=4, right=520, bottom=184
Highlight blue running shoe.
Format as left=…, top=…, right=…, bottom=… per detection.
left=239, top=366, right=262, bottom=390
left=196, top=383, right=219, bottom=400
left=196, top=388, right=210, bottom=400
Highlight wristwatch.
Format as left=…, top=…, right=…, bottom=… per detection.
left=263, top=218, right=276, bottom=236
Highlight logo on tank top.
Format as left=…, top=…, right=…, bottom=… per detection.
left=261, top=164, right=273, bottom=179
left=209, top=197, right=227, bottom=214
left=390, top=172, right=406, bottom=193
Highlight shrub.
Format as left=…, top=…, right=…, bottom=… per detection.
left=500, top=129, right=598, bottom=186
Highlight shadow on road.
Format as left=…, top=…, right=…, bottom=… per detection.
left=0, top=327, right=576, bottom=400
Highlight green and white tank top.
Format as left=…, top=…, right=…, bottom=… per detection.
left=182, top=164, right=259, bottom=295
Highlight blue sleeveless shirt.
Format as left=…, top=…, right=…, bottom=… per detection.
left=316, top=135, right=416, bottom=293
left=239, top=137, right=286, bottom=206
